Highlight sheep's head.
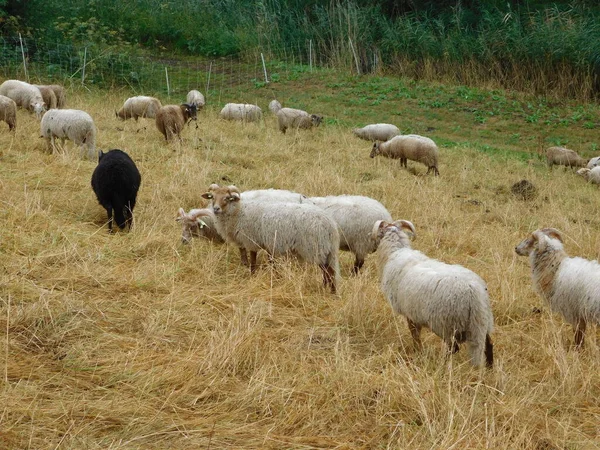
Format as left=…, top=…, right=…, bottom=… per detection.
left=310, top=114, right=323, bottom=127
left=576, top=168, right=590, bottom=179
left=32, top=101, right=46, bottom=119
left=370, top=142, right=381, bottom=158
left=176, top=207, right=209, bottom=244
left=182, top=103, right=198, bottom=121
left=371, top=220, right=415, bottom=247
left=515, top=228, right=563, bottom=256
left=201, top=184, right=241, bottom=215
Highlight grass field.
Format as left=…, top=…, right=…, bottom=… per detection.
left=1, top=69, right=600, bottom=448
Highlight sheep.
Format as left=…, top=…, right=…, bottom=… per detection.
left=91, top=149, right=141, bottom=232
left=186, top=90, right=205, bottom=109
left=0, top=95, right=17, bottom=131
left=0, top=79, right=45, bottom=118
left=372, top=220, right=494, bottom=367
left=515, top=228, right=600, bottom=348
left=307, top=195, right=392, bottom=274
left=34, top=85, right=57, bottom=110
left=276, top=107, right=322, bottom=134
left=155, top=103, right=197, bottom=141
left=269, top=99, right=282, bottom=114
left=219, top=103, right=262, bottom=122
left=587, top=156, right=600, bottom=169
left=353, top=123, right=400, bottom=142
left=47, top=84, right=66, bottom=108
left=370, top=134, right=440, bottom=176
left=194, top=184, right=340, bottom=293
left=40, top=109, right=96, bottom=159
left=545, top=146, right=587, bottom=169
left=576, top=167, right=600, bottom=185
left=116, top=96, right=162, bottom=121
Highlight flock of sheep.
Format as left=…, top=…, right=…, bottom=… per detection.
left=2, top=77, right=599, bottom=370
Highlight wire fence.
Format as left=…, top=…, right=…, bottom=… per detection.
left=0, top=35, right=380, bottom=100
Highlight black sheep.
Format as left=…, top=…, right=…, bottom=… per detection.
left=91, top=149, right=141, bottom=232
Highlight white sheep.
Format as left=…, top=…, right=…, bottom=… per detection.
left=308, top=195, right=392, bottom=273
left=353, top=123, right=400, bottom=142
left=0, top=79, right=45, bottom=118
left=40, top=109, right=96, bottom=159
left=116, top=96, right=163, bottom=121
left=586, top=156, right=600, bottom=169
left=545, top=146, right=587, bottom=169
left=194, top=184, right=340, bottom=293
left=0, top=95, right=17, bottom=131
left=34, top=85, right=57, bottom=110
left=516, top=228, right=600, bottom=348
left=370, top=134, right=440, bottom=176
left=372, top=220, right=494, bottom=367
left=276, top=107, right=322, bottom=133
left=219, top=103, right=263, bottom=122
left=576, top=167, right=600, bottom=185
left=269, top=99, right=282, bottom=114
left=155, top=103, right=197, bottom=141
left=186, top=90, right=205, bottom=109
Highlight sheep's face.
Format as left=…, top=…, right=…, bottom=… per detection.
left=202, top=185, right=241, bottom=215
left=515, top=228, right=563, bottom=256
left=370, top=142, right=380, bottom=158
left=32, top=101, right=46, bottom=119
left=183, top=103, right=198, bottom=121
left=576, top=168, right=590, bottom=178
left=310, top=114, right=323, bottom=127
left=177, top=208, right=207, bottom=244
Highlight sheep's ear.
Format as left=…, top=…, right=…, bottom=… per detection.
left=201, top=192, right=213, bottom=200
left=371, top=220, right=387, bottom=240
left=395, top=220, right=416, bottom=238
left=541, top=228, right=563, bottom=242
left=531, top=230, right=549, bottom=251
left=176, top=207, right=186, bottom=221
left=227, top=192, right=241, bottom=202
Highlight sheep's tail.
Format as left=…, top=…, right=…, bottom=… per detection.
left=485, top=334, right=494, bottom=368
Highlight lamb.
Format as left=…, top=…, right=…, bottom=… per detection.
left=370, top=134, right=440, bottom=176
left=219, top=103, right=262, bottom=122
left=308, top=195, right=392, bottom=274
left=0, top=79, right=45, bottom=118
left=269, top=99, right=282, bottom=114
left=372, top=220, right=494, bottom=367
left=576, top=167, right=600, bottom=185
left=545, top=146, right=587, bottom=169
left=353, top=123, right=400, bottom=142
left=0, top=95, right=17, bottom=131
left=177, top=208, right=224, bottom=244
left=276, top=107, right=322, bottom=133
left=155, top=103, right=197, bottom=141
left=515, top=228, right=600, bottom=348
left=91, top=149, right=141, bottom=232
left=587, top=156, right=600, bottom=169
left=40, top=109, right=96, bottom=159
left=47, top=84, right=66, bottom=108
left=186, top=90, right=205, bottom=109
left=116, top=96, right=163, bottom=121
left=34, top=85, right=57, bottom=110
left=194, top=184, right=340, bottom=293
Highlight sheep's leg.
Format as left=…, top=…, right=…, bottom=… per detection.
left=574, top=319, right=587, bottom=349
left=239, top=248, right=248, bottom=266
left=106, top=206, right=113, bottom=233
left=320, top=264, right=336, bottom=294
left=351, top=257, right=364, bottom=275
left=484, top=334, right=494, bottom=368
left=249, top=251, right=258, bottom=274
left=406, top=318, right=422, bottom=351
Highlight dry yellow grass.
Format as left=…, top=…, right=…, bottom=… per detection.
left=1, top=83, right=600, bottom=449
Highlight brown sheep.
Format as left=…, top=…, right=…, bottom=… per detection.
left=545, top=146, right=587, bottom=169
left=155, top=103, right=197, bottom=142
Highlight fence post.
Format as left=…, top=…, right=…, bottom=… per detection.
left=81, top=46, right=87, bottom=86
left=349, top=38, right=360, bottom=75
left=206, top=61, right=212, bottom=97
left=165, top=66, right=170, bottom=97
left=19, top=33, right=28, bottom=82
left=309, top=40, right=313, bottom=72
left=260, top=52, right=268, bottom=84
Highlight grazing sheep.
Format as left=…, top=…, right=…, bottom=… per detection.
left=372, top=220, right=494, bottom=367
left=186, top=90, right=205, bottom=109
left=195, top=184, right=340, bottom=293
left=116, top=96, right=163, bottom=121
left=276, top=107, right=323, bottom=133
left=269, top=99, right=282, bottom=114
left=587, top=156, right=600, bottom=169
left=370, top=134, right=440, bottom=176
left=0, top=95, right=17, bottom=131
left=219, top=103, right=263, bottom=122
left=40, top=109, right=96, bottom=159
left=515, top=228, right=600, bottom=348
left=91, top=149, right=141, bottom=232
left=34, top=85, right=57, bottom=110
left=308, top=195, right=392, bottom=273
left=47, top=84, right=66, bottom=108
left=155, top=103, right=197, bottom=141
left=576, top=167, right=600, bottom=185
left=353, top=123, right=400, bottom=142
left=545, top=146, right=587, bottom=169
left=0, top=79, right=45, bottom=118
